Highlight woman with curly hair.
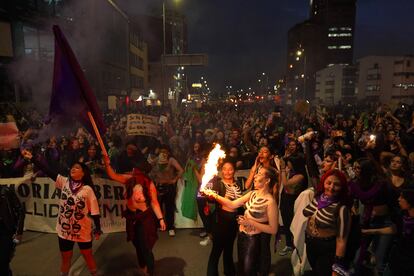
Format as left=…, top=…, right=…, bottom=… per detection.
left=303, top=169, right=351, bottom=276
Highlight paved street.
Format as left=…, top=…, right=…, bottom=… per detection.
left=11, top=229, right=293, bottom=276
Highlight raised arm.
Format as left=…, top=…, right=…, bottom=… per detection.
left=279, top=158, right=305, bottom=189
left=245, top=157, right=259, bottom=190
left=22, top=150, right=58, bottom=181
left=102, top=155, right=129, bottom=184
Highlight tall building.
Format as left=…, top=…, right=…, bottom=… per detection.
left=315, top=64, right=356, bottom=105
left=132, top=9, right=188, bottom=105
left=356, top=56, right=414, bottom=104
left=129, top=26, right=149, bottom=100
left=286, top=0, right=357, bottom=102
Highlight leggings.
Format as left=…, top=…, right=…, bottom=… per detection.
left=280, top=191, right=298, bottom=247
left=305, top=234, right=336, bottom=276
left=237, top=232, right=271, bottom=276
left=207, top=209, right=238, bottom=276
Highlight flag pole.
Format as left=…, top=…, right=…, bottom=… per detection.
left=87, top=111, right=108, bottom=156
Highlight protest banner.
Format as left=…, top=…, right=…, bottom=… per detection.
left=0, top=170, right=251, bottom=232
left=0, top=177, right=126, bottom=233
left=126, top=114, right=159, bottom=137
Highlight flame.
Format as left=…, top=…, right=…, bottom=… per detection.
left=200, top=144, right=226, bottom=191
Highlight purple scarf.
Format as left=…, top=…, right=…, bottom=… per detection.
left=403, top=215, right=414, bottom=236
left=69, top=179, right=83, bottom=194
left=317, top=193, right=338, bottom=209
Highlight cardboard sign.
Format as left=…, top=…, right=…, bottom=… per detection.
left=126, top=114, right=159, bottom=137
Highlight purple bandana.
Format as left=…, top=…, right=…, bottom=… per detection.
left=69, top=179, right=83, bottom=194
left=317, top=193, right=338, bottom=209
left=403, top=215, right=414, bottom=236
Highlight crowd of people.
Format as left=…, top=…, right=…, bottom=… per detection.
left=1, top=100, right=414, bottom=275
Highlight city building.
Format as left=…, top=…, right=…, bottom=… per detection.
left=355, top=55, right=414, bottom=104
left=286, top=0, right=357, bottom=103
left=0, top=0, right=130, bottom=108
left=132, top=8, right=188, bottom=106
left=129, top=27, right=149, bottom=100
left=0, top=0, right=58, bottom=104
left=315, top=64, right=356, bottom=105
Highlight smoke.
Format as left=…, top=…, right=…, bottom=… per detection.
left=30, top=117, right=78, bottom=145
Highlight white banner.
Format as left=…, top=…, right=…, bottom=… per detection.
left=0, top=170, right=251, bottom=232
left=0, top=177, right=126, bottom=233
left=126, top=114, right=159, bottom=136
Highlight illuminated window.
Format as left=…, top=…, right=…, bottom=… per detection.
left=328, top=46, right=337, bottom=49
left=328, top=27, right=338, bottom=31
left=328, top=33, right=352, bottom=37
left=340, top=27, right=352, bottom=31
left=339, top=45, right=352, bottom=49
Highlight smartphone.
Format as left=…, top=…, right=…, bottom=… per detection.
left=369, top=134, right=376, bottom=141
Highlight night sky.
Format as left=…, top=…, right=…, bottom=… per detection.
left=124, top=0, right=414, bottom=94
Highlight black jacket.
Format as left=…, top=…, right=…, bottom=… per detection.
left=0, top=186, right=25, bottom=235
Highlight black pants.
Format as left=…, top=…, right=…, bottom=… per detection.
left=207, top=209, right=238, bottom=276
left=197, top=197, right=215, bottom=234
left=157, top=184, right=177, bottom=230
left=237, top=232, right=271, bottom=276
left=258, top=233, right=271, bottom=276
left=305, top=234, right=336, bottom=276
left=280, top=191, right=298, bottom=247
left=132, top=221, right=155, bottom=275
left=0, top=233, right=13, bottom=276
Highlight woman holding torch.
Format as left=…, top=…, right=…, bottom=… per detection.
left=203, top=166, right=278, bottom=276
left=207, top=159, right=243, bottom=276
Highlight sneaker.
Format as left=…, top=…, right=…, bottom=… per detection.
left=199, top=236, right=211, bottom=246
left=199, top=231, right=207, bottom=238
left=168, top=229, right=176, bottom=237
left=279, top=246, right=293, bottom=256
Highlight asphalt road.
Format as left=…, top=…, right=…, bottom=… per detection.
left=10, top=229, right=293, bottom=276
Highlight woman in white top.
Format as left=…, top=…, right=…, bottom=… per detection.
left=22, top=149, right=101, bottom=276
left=204, top=166, right=278, bottom=275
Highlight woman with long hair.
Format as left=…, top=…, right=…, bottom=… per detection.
left=204, top=166, right=279, bottom=275
left=388, top=189, right=414, bottom=275
left=103, top=155, right=166, bottom=276
left=279, top=154, right=308, bottom=256
left=303, top=169, right=351, bottom=276
left=244, top=146, right=276, bottom=190
left=207, top=160, right=243, bottom=276
left=22, top=149, right=101, bottom=276
left=349, top=157, right=395, bottom=275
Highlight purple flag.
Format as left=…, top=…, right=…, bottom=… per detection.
left=49, top=25, right=106, bottom=137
